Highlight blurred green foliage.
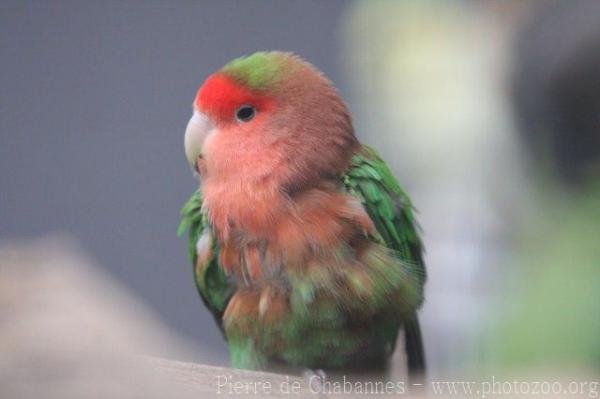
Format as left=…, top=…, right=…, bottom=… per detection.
left=489, top=181, right=600, bottom=370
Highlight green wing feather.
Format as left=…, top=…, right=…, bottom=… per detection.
left=343, top=145, right=427, bottom=372
left=342, top=145, right=426, bottom=302
left=178, top=190, right=234, bottom=328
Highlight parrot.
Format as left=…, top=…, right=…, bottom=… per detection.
left=178, top=51, right=426, bottom=377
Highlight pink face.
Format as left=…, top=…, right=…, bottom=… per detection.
left=184, top=73, right=276, bottom=173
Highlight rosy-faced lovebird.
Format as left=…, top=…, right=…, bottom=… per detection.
left=179, top=51, right=426, bottom=375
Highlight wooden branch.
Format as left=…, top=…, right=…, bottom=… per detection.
left=146, top=357, right=315, bottom=398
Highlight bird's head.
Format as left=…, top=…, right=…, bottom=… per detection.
left=184, top=51, right=357, bottom=190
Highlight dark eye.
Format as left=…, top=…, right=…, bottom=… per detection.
left=235, top=104, right=255, bottom=122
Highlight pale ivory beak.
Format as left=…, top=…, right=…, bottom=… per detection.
left=184, top=111, right=213, bottom=172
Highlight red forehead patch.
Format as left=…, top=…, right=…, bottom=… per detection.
left=195, top=73, right=274, bottom=123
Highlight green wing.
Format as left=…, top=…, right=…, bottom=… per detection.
left=342, top=145, right=426, bottom=302
left=178, top=190, right=234, bottom=329
left=343, top=145, right=427, bottom=372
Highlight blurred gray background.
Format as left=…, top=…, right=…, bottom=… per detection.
left=0, top=0, right=351, bottom=365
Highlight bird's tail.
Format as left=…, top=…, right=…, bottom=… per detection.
left=405, top=312, right=426, bottom=376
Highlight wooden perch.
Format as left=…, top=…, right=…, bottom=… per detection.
left=146, top=357, right=314, bottom=398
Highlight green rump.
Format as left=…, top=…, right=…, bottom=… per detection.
left=221, top=51, right=284, bottom=90
left=178, top=146, right=426, bottom=370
